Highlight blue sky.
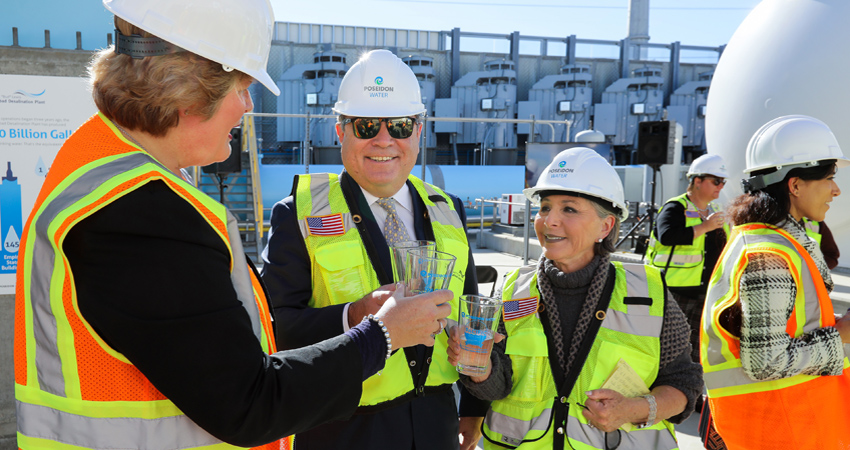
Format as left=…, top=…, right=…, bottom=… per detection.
left=3, top=0, right=759, bottom=55
left=269, top=0, right=759, bottom=48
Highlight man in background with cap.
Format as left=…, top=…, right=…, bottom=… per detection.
left=262, top=49, right=486, bottom=449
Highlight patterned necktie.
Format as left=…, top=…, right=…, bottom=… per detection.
left=376, top=197, right=411, bottom=246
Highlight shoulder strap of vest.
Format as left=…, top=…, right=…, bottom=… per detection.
left=548, top=262, right=617, bottom=449
left=338, top=171, right=393, bottom=284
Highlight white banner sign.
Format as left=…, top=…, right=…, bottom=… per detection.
left=0, top=74, right=96, bottom=294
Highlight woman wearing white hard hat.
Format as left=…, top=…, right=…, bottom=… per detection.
left=447, top=148, right=702, bottom=449
left=13, top=1, right=452, bottom=448
left=645, top=153, right=729, bottom=367
left=701, top=115, right=850, bottom=449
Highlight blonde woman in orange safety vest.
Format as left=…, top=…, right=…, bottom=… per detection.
left=701, top=115, right=850, bottom=449
left=13, top=0, right=452, bottom=448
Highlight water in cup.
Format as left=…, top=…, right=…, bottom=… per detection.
left=456, top=295, right=502, bottom=376
left=458, top=328, right=495, bottom=375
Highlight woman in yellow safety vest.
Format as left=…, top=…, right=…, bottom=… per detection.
left=447, top=147, right=702, bottom=449
left=701, top=115, right=850, bottom=449
left=13, top=0, right=451, bottom=448
left=645, top=154, right=729, bottom=368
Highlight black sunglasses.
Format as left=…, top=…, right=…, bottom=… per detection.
left=702, top=176, right=726, bottom=186
left=342, top=117, right=417, bottom=140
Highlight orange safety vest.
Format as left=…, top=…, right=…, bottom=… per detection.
left=14, top=113, right=290, bottom=450
left=700, top=223, right=850, bottom=449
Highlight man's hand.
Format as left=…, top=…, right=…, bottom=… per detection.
left=347, top=283, right=396, bottom=328
left=458, top=416, right=484, bottom=450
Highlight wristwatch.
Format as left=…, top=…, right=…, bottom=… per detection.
left=636, top=394, right=657, bottom=429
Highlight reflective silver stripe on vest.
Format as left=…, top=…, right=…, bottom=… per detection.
left=601, top=264, right=662, bottom=337
left=226, top=209, right=261, bottom=341
left=704, top=231, right=824, bottom=367
left=652, top=253, right=702, bottom=266
left=702, top=366, right=762, bottom=390
left=308, top=173, right=334, bottom=216
left=566, top=414, right=678, bottom=450
left=31, top=153, right=156, bottom=397
left=510, top=266, right=537, bottom=300
left=16, top=400, right=222, bottom=449
left=420, top=182, right=464, bottom=229
left=485, top=407, right=552, bottom=445
left=805, top=220, right=820, bottom=235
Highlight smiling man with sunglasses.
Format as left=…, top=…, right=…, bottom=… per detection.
left=262, top=49, right=486, bottom=450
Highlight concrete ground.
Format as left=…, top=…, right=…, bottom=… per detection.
left=469, top=243, right=850, bottom=450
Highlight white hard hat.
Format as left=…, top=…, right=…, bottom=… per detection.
left=523, top=147, right=628, bottom=221
left=103, top=0, right=280, bottom=96
left=574, top=129, right=606, bottom=143
left=687, top=154, right=729, bottom=179
left=332, top=49, right=426, bottom=117
left=743, top=115, right=850, bottom=192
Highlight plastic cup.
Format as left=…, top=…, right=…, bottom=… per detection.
left=456, top=294, right=503, bottom=376
left=389, top=240, right=436, bottom=283
left=401, top=248, right=455, bottom=296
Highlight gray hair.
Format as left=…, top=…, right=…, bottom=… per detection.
left=587, top=200, right=620, bottom=256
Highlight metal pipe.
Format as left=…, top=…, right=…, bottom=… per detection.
left=451, top=133, right=459, bottom=165
left=304, top=111, right=311, bottom=174
left=247, top=112, right=569, bottom=127
left=478, top=198, right=485, bottom=248
left=523, top=198, right=531, bottom=265
left=420, top=116, right=427, bottom=181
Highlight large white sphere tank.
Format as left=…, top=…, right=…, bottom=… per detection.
left=707, top=0, right=850, bottom=266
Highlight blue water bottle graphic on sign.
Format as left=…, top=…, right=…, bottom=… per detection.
left=1, top=162, right=23, bottom=273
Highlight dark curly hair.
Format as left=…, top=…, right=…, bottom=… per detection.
left=728, top=160, right=836, bottom=226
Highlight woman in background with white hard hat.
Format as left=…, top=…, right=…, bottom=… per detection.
left=701, top=115, right=850, bottom=449
left=645, top=153, right=729, bottom=366
left=13, top=1, right=451, bottom=448
left=448, top=147, right=702, bottom=449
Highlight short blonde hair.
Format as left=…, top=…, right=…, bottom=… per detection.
left=88, top=18, right=251, bottom=136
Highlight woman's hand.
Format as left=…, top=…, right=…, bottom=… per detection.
left=583, top=386, right=687, bottom=432
left=701, top=212, right=725, bottom=233
left=582, top=389, right=645, bottom=432
left=446, top=325, right=504, bottom=383
left=374, top=284, right=451, bottom=349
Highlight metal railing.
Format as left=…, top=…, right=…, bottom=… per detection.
left=245, top=112, right=569, bottom=182
left=471, top=197, right=655, bottom=265
left=473, top=197, right=536, bottom=265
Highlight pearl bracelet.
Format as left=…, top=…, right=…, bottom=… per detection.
left=365, top=314, right=392, bottom=360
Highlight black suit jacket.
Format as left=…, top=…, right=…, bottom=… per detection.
left=261, top=170, right=485, bottom=450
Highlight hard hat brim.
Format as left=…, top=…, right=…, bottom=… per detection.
left=523, top=186, right=629, bottom=221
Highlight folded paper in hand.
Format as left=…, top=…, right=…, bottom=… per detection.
left=599, top=358, right=650, bottom=432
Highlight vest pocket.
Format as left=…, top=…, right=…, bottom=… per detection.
left=504, top=329, right=552, bottom=404
left=314, top=241, right=367, bottom=305
left=587, top=339, right=657, bottom=393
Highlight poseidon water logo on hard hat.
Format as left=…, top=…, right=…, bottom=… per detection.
left=364, top=76, right=393, bottom=97
left=549, top=161, right=574, bottom=178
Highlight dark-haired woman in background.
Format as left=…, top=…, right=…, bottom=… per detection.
left=701, top=115, right=850, bottom=449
